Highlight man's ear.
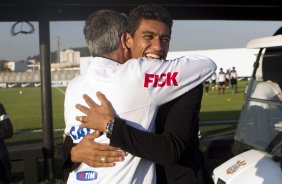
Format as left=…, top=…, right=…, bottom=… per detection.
left=120, top=33, right=128, bottom=50
left=121, top=33, right=130, bottom=59
left=125, top=32, right=133, bottom=49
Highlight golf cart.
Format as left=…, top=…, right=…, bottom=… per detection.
left=212, top=35, right=282, bottom=184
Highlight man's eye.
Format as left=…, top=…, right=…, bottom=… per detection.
left=161, top=38, right=170, bottom=44
left=144, top=35, right=153, bottom=39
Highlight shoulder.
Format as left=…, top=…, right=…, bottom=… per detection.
left=65, top=74, right=87, bottom=95
left=176, top=55, right=217, bottom=69
left=176, top=84, right=203, bottom=104
left=67, top=75, right=83, bottom=88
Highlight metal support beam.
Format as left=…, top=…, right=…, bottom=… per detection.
left=39, top=17, right=55, bottom=181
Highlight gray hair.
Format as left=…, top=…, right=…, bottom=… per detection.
left=84, top=10, right=128, bottom=57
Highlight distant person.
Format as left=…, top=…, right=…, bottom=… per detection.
left=211, top=72, right=217, bottom=91
left=0, top=103, right=13, bottom=184
left=225, top=69, right=230, bottom=88
left=230, top=66, right=238, bottom=93
left=217, top=68, right=226, bottom=94
left=204, top=79, right=210, bottom=95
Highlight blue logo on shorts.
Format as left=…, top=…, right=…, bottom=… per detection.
left=76, top=171, right=98, bottom=181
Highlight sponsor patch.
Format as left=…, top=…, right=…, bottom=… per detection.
left=144, top=72, right=178, bottom=88
left=68, top=126, right=91, bottom=141
left=76, top=171, right=97, bottom=181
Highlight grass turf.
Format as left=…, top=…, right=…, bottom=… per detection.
left=0, top=81, right=248, bottom=141
left=0, top=87, right=65, bottom=130
left=0, top=81, right=247, bottom=182
left=1, top=82, right=247, bottom=129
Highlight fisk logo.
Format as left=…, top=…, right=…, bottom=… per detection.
left=144, top=72, right=178, bottom=88
left=76, top=171, right=97, bottom=181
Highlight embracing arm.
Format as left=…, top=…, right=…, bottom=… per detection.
left=0, top=103, right=13, bottom=139
left=62, top=131, right=126, bottom=173
left=111, top=85, right=202, bottom=165
left=77, top=85, right=203, bottom=166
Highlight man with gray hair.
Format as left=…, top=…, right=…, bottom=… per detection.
left=83, top=9, right=129, bottom=63
left=64, top=7, right=216, bottom=183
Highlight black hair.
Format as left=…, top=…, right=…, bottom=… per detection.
left=127, top=4, right=173, bottom=36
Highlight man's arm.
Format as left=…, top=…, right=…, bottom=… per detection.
left=77, top=85, right=203, bottom=166
left=62, top=131, right=126, bottom=173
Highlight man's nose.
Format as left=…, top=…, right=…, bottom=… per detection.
left=151, top=38, right=163, bottom=51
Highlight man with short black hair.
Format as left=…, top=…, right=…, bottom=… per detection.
left=64, top=6, right=216, bottom=184
left=218, top=68, right=226, bottom=94
left=68, top=4, right=215, bottom=184
left=230, top=66, right=238, bottom=93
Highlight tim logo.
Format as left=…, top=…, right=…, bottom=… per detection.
left=144, top=72, right=179, bottom=88
left=76, top=171, right=97, bottom=181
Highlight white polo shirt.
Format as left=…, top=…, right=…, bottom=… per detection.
left=218, top=72, right=226, bottom=83
left=64, top=56, right=216, bottom=184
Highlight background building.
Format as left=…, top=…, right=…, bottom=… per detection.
left=5, top=60, right=27, bottom=72
left=59, top=49, right=80, bottom=64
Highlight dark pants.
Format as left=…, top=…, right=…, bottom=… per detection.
left=0, top=162, right=10, bottom=184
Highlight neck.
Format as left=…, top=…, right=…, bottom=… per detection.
left=98, top=55, right=118, bottom=63
left=103, top=50, right=123, bottom=64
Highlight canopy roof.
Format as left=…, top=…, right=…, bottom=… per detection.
left=1, top=0, right=282, bottom=21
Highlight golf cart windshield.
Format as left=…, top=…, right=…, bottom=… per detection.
left=235, top=36, right=282, bottom=157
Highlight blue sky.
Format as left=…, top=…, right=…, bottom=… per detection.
left=0, top=20, right=281, bottom=61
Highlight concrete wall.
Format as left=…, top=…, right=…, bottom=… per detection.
left=0, top=70, right=79, bottom=83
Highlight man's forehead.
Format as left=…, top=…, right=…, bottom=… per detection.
left=137, top=19, right=170, bottom=35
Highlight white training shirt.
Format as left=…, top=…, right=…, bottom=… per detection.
left=218, top=72, right=226, bottom=82
left=230, top=70, right=237, bottom=79
left=64, top=56, right=216, bottom=184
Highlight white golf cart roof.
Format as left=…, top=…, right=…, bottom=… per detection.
left=247, top=35, right=282, bottom=49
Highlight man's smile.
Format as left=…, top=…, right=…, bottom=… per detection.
left=144, top=53, right=161, bottom=59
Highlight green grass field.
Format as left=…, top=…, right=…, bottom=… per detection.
left=200, top=82, right=247, bottom=121
left=1, top=82, right=247, bottom=183
left=0, top=87, right=65, bottom=130
left=0, top=81, right=248, bottom=142
left=199, top=81, right=246, bottom=136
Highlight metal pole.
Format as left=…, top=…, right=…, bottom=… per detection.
left=39, top=17, right=55, bottom=181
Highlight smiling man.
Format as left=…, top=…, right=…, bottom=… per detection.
left=64, top=4, right=216, bottom=184
left=125, top=18, right=170, bottom=60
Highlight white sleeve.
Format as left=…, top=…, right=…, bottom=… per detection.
left=64, top=79, right=82, bottom=135
left=64, top=82, right=74, bottom=134
left=138, top=56, right=217, bottom=105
